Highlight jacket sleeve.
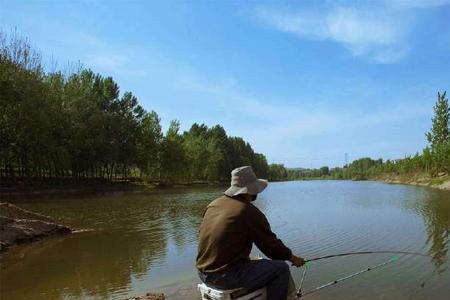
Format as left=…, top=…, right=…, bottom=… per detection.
left=246, top=204, right=293, bottom=260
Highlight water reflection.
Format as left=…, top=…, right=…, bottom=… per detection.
left=1, top=220, right=168, bottom=299
left=416, top=189, right=450, bottom=272
left=1, top=183, right=449, bottom=300
left=0, top=189, right=220, bottom=300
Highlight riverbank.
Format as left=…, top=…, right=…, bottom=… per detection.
left=127, top=293, right=165, bottom=300
left=0, top=179, right=229, bottom=197
left=0, top=181, right=148, bottom=197
left=2, top=173, right=448, bottom=198
left=0, top=203, right=72, bottom=252
left=374, top=172, right=450, bottom=191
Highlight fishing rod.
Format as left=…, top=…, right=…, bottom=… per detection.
left=296, top=250, right=433, bottom=298
left=305, top=250, right=430, bottom=262
left=297, top=256, right=398, bottom=298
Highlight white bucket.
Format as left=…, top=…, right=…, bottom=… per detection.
left=197, top=283, right=267, bottom=300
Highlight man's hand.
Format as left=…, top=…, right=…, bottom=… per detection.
left=289, top=255, right=306, bottom=267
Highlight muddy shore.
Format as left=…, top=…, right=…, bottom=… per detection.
left=0, top=202, right=72, bottom=252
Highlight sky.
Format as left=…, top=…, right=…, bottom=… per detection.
left=1, top=0, right=449, bottom=168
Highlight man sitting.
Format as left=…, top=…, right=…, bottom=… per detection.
left=196, top=166, right=305, bottom=300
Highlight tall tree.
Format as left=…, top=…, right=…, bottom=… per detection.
left=425, top=92, right=450, bottom=173
left=160, top=120, right=187, bottom=184
left=205, top=125, right=231, bottom=181
left=137, top=111, right=162, bottom=180
left=0, top=29, right=287, bottom=186
left=183, top=123, right=209, bottom=181
left=426, top=92, right=450, bottom=150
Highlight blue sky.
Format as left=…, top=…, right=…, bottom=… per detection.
left=1, top=0, right=449, bottom=168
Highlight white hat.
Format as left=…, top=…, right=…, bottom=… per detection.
left=224, top=166, right=268, bottom=197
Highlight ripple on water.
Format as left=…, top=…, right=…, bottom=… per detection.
left=1, top=181, right=449, bottom=300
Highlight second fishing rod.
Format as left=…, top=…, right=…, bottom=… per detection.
left=294, top=250, right=433, bottom=298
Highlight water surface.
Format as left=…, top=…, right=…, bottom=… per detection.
left=1, top=181, right=449, bottom=299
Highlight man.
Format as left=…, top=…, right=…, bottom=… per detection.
left=196, top=166, right=305, bottom=300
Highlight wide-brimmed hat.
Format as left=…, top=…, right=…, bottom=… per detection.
left=224, top=166, right=268, bottom=197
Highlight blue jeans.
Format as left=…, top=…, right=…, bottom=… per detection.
left=199, top=259, right=290, bottom=300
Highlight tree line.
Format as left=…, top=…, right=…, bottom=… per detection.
left=288, top=92, right=450, bottom=181
left=0, top=31, right=289, bottom=187
left=1, top=30, right=447, bottom=187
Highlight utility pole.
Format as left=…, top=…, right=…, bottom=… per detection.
left=343, top=153, right=348, bottom=180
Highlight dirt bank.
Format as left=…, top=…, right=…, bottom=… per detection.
left=127, top=293, right=165, bottom=300
left=0, top=202, right=72, bottom=252
left=375, top=173, right=450, bottom=191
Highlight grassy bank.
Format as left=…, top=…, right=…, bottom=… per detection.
left=373, top=172, right=450, bottom=191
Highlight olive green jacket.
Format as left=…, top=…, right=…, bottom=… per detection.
left=196, top=195, right=292, bottom=274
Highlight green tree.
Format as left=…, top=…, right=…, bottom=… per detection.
left=252, top=153, right=269, bottom=178
left=426, top=92, right=450, bottom=173
left=426, top=92, right=450, bottom=149
left=137, top=111, right=162, bottom=180
left=268, top=164, right=288, bottom=181
left=1, top=30, right=278, bottom=186
left=205, top=125, right=230, bottom=181
left=160, top=120, right=187, bottom=184
left=320, top=166, right=329, bottom=176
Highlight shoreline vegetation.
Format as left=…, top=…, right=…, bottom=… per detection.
left=1, top=30, right=449, bottom=194
left=2, top=175, right=448, bottom=197
left=285, top=91, right=450, bottom=190
left=0, top=30, right=290, bottom=191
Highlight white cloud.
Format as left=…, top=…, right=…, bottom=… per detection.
left=172, top=72, right=430, bottom=166
left=256, top=4, right=413, bottom=63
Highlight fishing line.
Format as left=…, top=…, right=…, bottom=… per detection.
left=297, top=256, right=398, bottom=298
left=297, top=261, right=310, bottom=298
left=296, top=251, right=435, bottom=298
left=306, top=250, right=431, bottom=262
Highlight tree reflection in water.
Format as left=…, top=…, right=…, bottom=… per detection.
left=418, top=189, right=450, bottom=273
left=3, top=184, right=448, bottom=300
left=406, top=187, right=450, bottom=274
left=0, top=188, right=220, bottom=300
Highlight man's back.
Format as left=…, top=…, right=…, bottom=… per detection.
left=196, top=194, right=293, bottom=274
left=196, top=195, right=253, bottom=273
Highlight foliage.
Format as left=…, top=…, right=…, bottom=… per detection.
left=0, top=31, right=286, bottom=186
left=1, top=30, right=447, bottom=186
left=285, top=92, right=449, bottom=180
left=268, top=164, right=288, bottom=181
left=426, top=92, right=449, bottom=149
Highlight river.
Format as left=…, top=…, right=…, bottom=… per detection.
left=1, top=181, right=449, bottom=299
